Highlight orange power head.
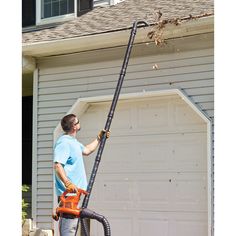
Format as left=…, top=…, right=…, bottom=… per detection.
left=55, top=189, right=89, bottom=217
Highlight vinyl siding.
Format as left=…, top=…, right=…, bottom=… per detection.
left=34, top=46, right=214, bottom=229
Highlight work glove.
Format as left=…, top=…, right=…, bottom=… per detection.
left=65, top=180, right=78, bottom=193
left=97, top=129, right=110, bottom=141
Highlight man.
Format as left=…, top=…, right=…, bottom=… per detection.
left=53, top=113, right=110, bottom=235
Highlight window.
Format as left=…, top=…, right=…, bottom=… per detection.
left=36, top=0, right=93, bottom=25
left=22, top=0, right=36, bottom=27
left=41, top=0, right=74, bottom=19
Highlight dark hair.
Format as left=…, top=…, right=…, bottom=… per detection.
left=61, top=114, right=77, bottom=133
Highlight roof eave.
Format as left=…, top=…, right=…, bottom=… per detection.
left=22, top=16, right=214, bottom=58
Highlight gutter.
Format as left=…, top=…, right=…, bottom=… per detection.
left=22, top=16, right=213, bottom=57
left=22, top=16, right=213, bottom=72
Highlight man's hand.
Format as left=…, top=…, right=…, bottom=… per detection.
left=97, top=129, right=110, bottom=141
left=65, top=180, right=78, bottom=193
left=83, top=130, right=111, bottom=156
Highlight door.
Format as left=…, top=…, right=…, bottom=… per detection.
left=79, top=94, right=208, bottom=236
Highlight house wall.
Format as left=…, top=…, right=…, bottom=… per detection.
left=33, top=36, right=214, bottom=229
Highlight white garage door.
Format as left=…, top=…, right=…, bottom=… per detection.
left=79, top=94, right=208, bottom=236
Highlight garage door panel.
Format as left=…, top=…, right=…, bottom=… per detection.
left=90, top=215, right=133, bottom=236
left=80, top=104, right=107, bottom=131
left=138, top=212, right=207, bottom=236
left=89, top=210, right=207, bottom=236
left=137, top=102, right=169, bottom=129
left=80, top=94, right=208, bottom=236
left=79, top=96, right=206, bottom=137
left=93, top=133, right=206, bottom=173
left=108, top=126, right=206, bottom=137
left=108, top=217, right=133, bottom=236
left=136, top=180, right=171, bottom=211
left=89, top=172, right=207, bottom=212
left=89, top=178, right=135, bottom=210
left=173, top=100, right=205, bottom=126
left=139, top=173, right=207, bottom=212
left=170, top=133, right=207, bottom=171
left=110, top=105, right=134, bottom=130
left=101, top=180, right=133, bottom=202
left=89, top=174, right=170, bottom=211
left=173, top=175, right=208, bottom=212
left=172, top=133, right=207, bottom=157
left=139, top=218, right=169, bottom=236
left=138, top=180, right=170, bottom=202
left=102, top=138, right=170, bottom=172
left=175, top=219, right=207, bottom=236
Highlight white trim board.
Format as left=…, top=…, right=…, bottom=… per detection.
left=32, top=69, right=39, bottom=229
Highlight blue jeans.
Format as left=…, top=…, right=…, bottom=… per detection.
left=59, top=217, right=79, bottom=236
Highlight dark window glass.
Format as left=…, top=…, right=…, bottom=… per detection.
left=42, top=0, right=74, bottom=19
left=22, top=0, right=36, bottom=27
left=52, top=0, right=59, bottom=16
left=68, top=0, right=74, bottom=13
left=60, top=0, right=67, bottom=15
left=40, top=0, right=93, bottom=19
left=44, top=2, right=51, bottom=18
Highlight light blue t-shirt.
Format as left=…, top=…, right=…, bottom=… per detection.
left=54, top=134, right=87, bottom=196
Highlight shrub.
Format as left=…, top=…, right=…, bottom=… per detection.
left=22, top=185, right=29, bottom=223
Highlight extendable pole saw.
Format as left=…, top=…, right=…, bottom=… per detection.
left=52, top=20, right=148, bottom=236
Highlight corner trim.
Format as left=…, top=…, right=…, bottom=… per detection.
left=32, top=68, right=39, bottom=229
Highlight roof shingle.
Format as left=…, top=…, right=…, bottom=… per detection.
left=22, top=0, right=214, bottom=44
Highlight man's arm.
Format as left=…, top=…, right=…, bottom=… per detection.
left=54, top=162, right=69, bottom=184
left=83, top=130, right=110, bottom=156
left=83, top=137, right=100, bottom=156
left=54, top=162, right=78, bottom=192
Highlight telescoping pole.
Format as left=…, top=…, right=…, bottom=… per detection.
left=82, top=20, right=148, bottom=209
left=76, top=20, right=148, bottom=236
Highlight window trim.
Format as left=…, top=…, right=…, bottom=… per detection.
left=36, top=0, right=77, bottom=25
